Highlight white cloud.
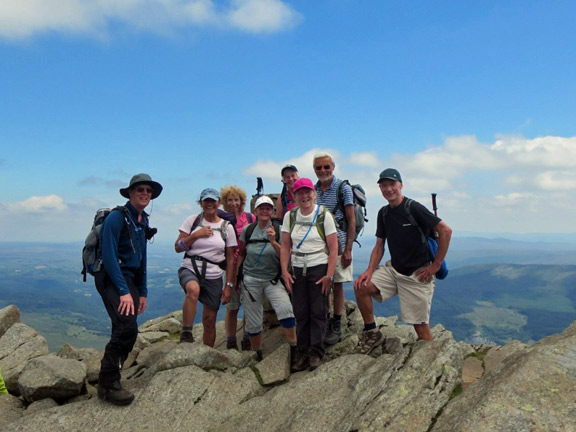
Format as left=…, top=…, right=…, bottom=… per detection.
left=3, top=194, right=67, bottom=213
left=0, top=0, right=300, bottom=40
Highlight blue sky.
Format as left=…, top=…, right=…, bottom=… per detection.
left=1, top=0, right=576, bottom=243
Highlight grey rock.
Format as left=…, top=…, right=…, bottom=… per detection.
left=254, top=343, right=291, bottom=385
left=18, top=354, right=87, bottom=402
left=432, top=321, right=576, bottom=432
left=24, top=398, right=58, bottom=416
left=0, top=305, right=21, bottom=338
left=56, top=344, right=99, bottom=360
left=0, top=393, right=23, bottom=428
left=483, top=339, right=527, bottom=374
left=138, top=330, right=170, bottom=344
left=140, top=317, right=181, bottom=334
left=0, top=323, right=49, bottom=395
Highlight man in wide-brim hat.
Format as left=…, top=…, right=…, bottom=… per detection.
left=96, top=173, right=162, bottom=406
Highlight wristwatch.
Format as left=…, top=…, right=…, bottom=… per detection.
left=226, top=282, right=234, bottom=288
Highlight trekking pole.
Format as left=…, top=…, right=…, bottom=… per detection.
left=256, top=177, right=264, bottom=197
left=431, top=193, right=438, bottom=216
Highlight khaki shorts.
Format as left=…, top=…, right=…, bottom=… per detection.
left=370, top=261, right=435, bottom=324
left=334, top=253, right=353, bottom=283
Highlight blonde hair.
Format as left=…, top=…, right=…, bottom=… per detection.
left=220, top=185, right=247, bottom=212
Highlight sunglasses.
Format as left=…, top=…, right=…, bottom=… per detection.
left=135, top=186, right=153, bottom=194
left=314, top=164, right=332, bottom=171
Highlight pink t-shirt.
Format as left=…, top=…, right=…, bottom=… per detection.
left=233, top=211, right=254, bottom=259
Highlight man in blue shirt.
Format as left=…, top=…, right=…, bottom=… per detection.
left=313, top=152, right=355, bottom=345
left=95, top=173, right=162, bottom=405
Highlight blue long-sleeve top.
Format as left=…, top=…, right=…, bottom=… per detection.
left=99, top=201, right=148, bottom=297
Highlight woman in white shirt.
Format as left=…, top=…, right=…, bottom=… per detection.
left=280, top=178, right=339, bottom=372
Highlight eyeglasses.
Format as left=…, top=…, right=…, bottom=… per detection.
left=314, top=164, right=332, bottom=171
left=135, top=187, right=153, bottom=194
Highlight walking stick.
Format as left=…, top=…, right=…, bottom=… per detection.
left=431, top=193, right=438, bottom=216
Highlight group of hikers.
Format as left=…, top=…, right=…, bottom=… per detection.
left=91, top=151, right=452, bottom=406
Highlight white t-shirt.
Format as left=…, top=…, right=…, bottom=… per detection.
left=281, top=205, right=337, bottom=268
left=179, top=214, right=238, bottom=279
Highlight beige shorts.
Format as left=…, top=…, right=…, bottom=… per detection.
left=334, top=253, right=353, bottom=283
left=370, top=261, right=435, bottom=324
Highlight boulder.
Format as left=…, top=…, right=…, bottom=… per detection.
left=432, top=321, right=576, bottom=431
left=0, top=323, right=49, bottom=395
left=0, top=393, right=24, bottom=428
left=18, top=354, right=87, bottom=402
left=0, top=305, right=21, bottom=338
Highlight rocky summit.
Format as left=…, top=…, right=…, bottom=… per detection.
left=0, top=302, right=575, bottom=432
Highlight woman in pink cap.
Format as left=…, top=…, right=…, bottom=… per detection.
left=280, top=177, right=339, bottom=372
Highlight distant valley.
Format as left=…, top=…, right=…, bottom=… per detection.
left=1, top=236, right=575, bottom=350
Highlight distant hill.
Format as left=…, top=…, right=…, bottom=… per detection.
left=1, top=238, right=575, bottom=349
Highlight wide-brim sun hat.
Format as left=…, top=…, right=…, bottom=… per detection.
left=120, top=173, right=163, bottom=199
left=255, top=195, right=275, bottom=209
left=293, top=178, right=315, bottom=193
left=200, top=188, right=220, bottom=201
left=377, top=168, right=402, bottom=183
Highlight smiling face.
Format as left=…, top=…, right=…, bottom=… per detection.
left=225, top=194, right=242, bottom=215
left=313, top=156, right=334, bottom=183
left=128, top=184, right=153, bottom=211
left=201, top=198, right=220, bottom=216
left=282, top=169, right=299, bottom=191
left=255, top=203, right=273, bottom=222
left=378, top=179, right=404, bottom=206
left=295, top=187, right=316, bottom=212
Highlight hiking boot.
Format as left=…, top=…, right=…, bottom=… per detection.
left=255, top=349, right=264, bottom=362
left=290, top=349, right=309, bottom=373
left=353, top=330, right=384, bottom=355
left=98, top=381, right=134, bottom=406
left=227, top=341, right=239, bottom=350
left=241, top=338, right=251, bottom=351
left=308, top=353, right=322, bottom=371
left=324, top=318, right=342, bottom=346
left=179, top=331, right=194, bottom=343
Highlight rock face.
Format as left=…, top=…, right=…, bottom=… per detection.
left=431, top=321, right=576, bottom=432
left=0, top=303, right=575, bottom=432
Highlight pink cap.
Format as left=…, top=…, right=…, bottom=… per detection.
left=293, top=177, right=315, bottom=193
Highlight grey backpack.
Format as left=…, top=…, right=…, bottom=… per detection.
left=81, top=206, right=128, bottom=281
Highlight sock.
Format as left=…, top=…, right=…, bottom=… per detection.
left=242, top=333, right=250, bottom=341
left=333, top=314, right=342, bottom=322
left=227, top=336, right=237, bottom=343
left=182, top=326, right=193, bottom=334
left=363, top=322, right=377, bottom=332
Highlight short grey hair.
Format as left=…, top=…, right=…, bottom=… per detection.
left=312, top=152, right=335, bottom=167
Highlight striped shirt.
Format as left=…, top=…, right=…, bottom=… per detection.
left=315, top=176, right=354, bottom=249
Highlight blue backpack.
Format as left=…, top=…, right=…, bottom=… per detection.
left=383, top=199, right=448, bottom=280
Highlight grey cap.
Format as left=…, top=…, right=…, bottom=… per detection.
left=377, top=168, right=402, bottom=183
left=281, top=164, right=298, bottom=175
left=120, top=173, right=163, bottom=199
left=199, top=188, right=220, bottom=201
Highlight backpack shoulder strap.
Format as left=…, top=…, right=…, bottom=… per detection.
left=272, top=219, right=281, bottom=242
left=190, top=213, right=203, bottom=234
left=289, top=207, right=298, bottom=232
left=316, top=205, right=327, bottom=242
left=244, top=222, right=258, bottom=244
left=403, top=199, right=426, bottom=244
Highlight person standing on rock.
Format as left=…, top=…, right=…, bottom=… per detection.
left=313, top=152, right=355, bottom=346
left=281, top=178, right=339, bottom=371
left=96, top=173, right=163, bottom=405
left=353, top=168, right=452, bottom=353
